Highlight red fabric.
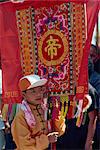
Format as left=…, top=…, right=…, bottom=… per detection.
left=0, top=0, right=99, bottom=103
left=0, top=2, right=22, bottom=103
left=76, top=0, right=100, bottom=99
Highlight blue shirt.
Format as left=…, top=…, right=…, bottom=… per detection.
left=0, top=117, right=5, bottom=130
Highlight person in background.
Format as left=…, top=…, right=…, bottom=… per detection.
left=88, top=56, right=100, bottom=97
left=88, top=56, right=100, bottom=150
left=90, top=44, right=100, bottom=74
left=1, top=102, right=16, bottom=149
left=85, top=83, right=98, bottom=150
left=0, top=94, right=5, bottom=150
left=4, top=120, right=17, bottom=150
left=11, top=74, right=66, bottom=150
left=0, top=114, right=5, bottom=150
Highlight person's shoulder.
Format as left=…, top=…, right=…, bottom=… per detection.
left=13, top=109, right=25, bottom=121
left=94, top=59, right=100, bottom=73
left=89, top=83, right=95, bottom=93
left=90, top=72, right=100, bottom=95
left=93, top=71, right=100, bottom=77
left=0, top=118, right=5, bottom=130
left=89, top=83, right=99, bottom=97
left=88, top=83, right=99, bottom=111
left=90, top=71, right=100, bottom=81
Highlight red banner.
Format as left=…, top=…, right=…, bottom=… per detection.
left=0, top=0, right=99, bottom=104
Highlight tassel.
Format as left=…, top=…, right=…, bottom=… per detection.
left=76, top=99, right=83, bottom=127
left=60, top=95, right=69, bottom=118
left=82, top=94, right=92, bottom=112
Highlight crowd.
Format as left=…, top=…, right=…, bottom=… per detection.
left=56, top=44, right=100, bottom=150
left=0, top=44, right=100, bottom=150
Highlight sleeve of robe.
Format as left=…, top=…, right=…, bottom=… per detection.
left=11, top=110, right=49, bottom=150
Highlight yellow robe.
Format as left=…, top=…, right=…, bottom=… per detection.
left=11, top=104, right=65, bottom=150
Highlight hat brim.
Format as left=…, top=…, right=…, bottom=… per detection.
left=27, top=79, right=47, bottom=90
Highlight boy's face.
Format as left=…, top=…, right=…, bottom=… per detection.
left=23, top=85, right=47, bottom=105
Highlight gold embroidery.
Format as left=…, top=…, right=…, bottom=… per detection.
left=38, top=29, right=68, bottom=66
left=16, top=8, right=36, bottom=75
left=4, top=91, right=19, bottom=98
left=45, top=36, right=61, bottom=59
left=76, top=86, right=84, bottom=93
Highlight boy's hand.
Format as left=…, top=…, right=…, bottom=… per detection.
left=36, top=134, right=49, bottom=150
left=4, top=122, right=10, bottom=133
left=47, top=132, right=59, bottom=143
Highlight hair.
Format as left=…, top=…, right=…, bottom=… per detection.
left=88, top=57, right=94, bottom=79
left=91, top=44, right=97, bottom=50
left=22, top=90, right=26, bottom=93
left=91, top=44, right=99, bottom=54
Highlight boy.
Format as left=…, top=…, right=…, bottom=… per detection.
left=11, top=74, right=66, bottom=150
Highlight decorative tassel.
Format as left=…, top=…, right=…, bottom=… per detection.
left=60, top=95, right=69, bottom=118
left=76, top=99, right=83, bottom=127
left=82, top=111, right=87, bottom=125
left=82, top=94, right=92, bottom=112
left=52, top=96, right=60, bottom=120
left=76, top=94, right=92, bottom=127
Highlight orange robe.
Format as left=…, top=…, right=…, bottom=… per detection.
left=11, top=104, right=65, bottom=150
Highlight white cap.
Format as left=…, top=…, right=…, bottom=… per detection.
left=18, top=74, right=47, bottom=91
